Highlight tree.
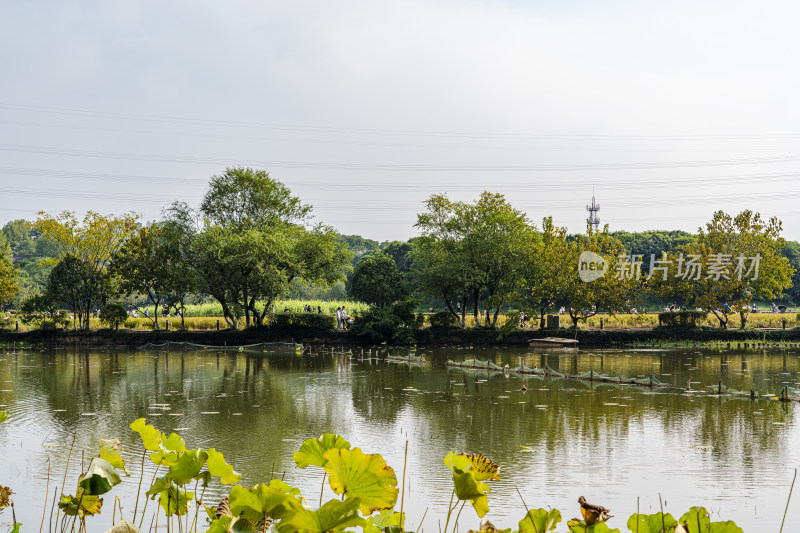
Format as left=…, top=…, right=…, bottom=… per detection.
left=108, top=223, right=197, bottom=329
left=661, top=210, right=794, bottom=328
left=349, top=254, right=408, bottom=307
left=562, top=225, right=639, bottom=328
left=46, top=255, right=109, bottom=329
left=35, top=211, right=140, bottom=271
left=517, top=217, right=574, bottom=328
left=779, top=241, right=800, bottom=304
left=0, top=236, right=19, bottom=307
left=189, top=168, right=351, bottom=328
left=414, top=192, right=535, bottom=327
left=200, top=167, right=311, bottom=229
left=99, top=303, right=129, bottom=330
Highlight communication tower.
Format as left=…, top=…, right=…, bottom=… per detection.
left=586, top=192, right=600, bottom=232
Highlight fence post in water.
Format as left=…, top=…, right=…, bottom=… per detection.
left=590, top=369, right=594, bottom=381
left=751, top=388, right=755, bottom=399
left=718, top=379, right=722, bottom=395
left=649, top=375, right=653, bottom=388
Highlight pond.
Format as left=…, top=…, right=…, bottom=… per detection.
left=2, top=344, right=800, bottom=532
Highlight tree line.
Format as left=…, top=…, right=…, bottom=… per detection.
left=0, top=166, right=797, bottom=331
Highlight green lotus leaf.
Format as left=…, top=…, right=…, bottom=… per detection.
left=130, top=419, right=161, bottom=452
left=11, top=523, right=21, bottom=533
left=207, top=516, right=238, bottom=533
left=99, top=438, right=128, bottom=475
left=207, top=448, right=242, bottom=484
left=79, top=457, right=122, bottom=495
left=146, top=476, right=172, bottom=498
left=443, top=452, right=491, bottom=517
left=567, top=519, right=621, bottom=533
left=168, top=449, right=208, bottom=485
left=520, top=508, right=562, bottom=533
left=0, top=411, right=8, bottom=424
left=105, top=518, right=143, bottom=533
left=626, top=512, right=678, bottom=533
left=151, top=479, right=193, bottom=516
left=323, top=447, right=398, bottom=515
left=58, top=494, right=80, bottom=516
left=149, top=432, right=187, bottom=466
left=678, top=508, right=743, bottom=533
left=463, top=454, right=500, bottom=482
left=275, top=497, right=365, bottom=533
left=294, top=434, right=351, bottom=469
left=363, top=510, right=406, bottom=533
left=229, top=480, right=302, bottom=522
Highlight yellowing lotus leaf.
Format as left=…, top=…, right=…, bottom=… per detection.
left=275, top=497, right=365, bottom=533
left=293, top=434, right=351, bottom=469
left=464, top=454, right=500, bottom=482
left=323, top=447, right=398, bottom=515
left=206, top=448, right=242, bottom=484
left=443, top=452, right=493, bottom=517
left=229, top=480, right=302, bottom=522
left=130, top=419, right=162, bottom=452
left=99, top=438, right=128, bottom=475
left=626, top=512, right=678, bottom=533
left=79, top=458, right=122, bottom=496
left=566, top=519, right=620, bottom=533
left=519, top=508, right=562, bottom=533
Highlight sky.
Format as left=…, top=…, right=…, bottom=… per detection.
left=1, top=0, right=799, bottom=242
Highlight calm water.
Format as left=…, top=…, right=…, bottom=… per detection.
left=2, top=344, right=800, bottom=532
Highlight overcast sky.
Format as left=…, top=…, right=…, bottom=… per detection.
left=1, top=0, right=798, bottom=242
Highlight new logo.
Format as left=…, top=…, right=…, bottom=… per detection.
left=579, top=251, right=608, bottom=282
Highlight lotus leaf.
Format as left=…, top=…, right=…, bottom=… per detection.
left=99, top=438, right=128, bottom=475
left=150, top=432, right=187, bottom=466
left=207, top=515, right=238, bottom=533
left=443, top=452, right=492, bottom=517
left=152, top=480, right=193, bottom=516
left=0, top=411, right=7, bottom=424
left=79, top=458, right=122, bottom=495
left=207, top=448, right=242, bottom=484
left=0, top=485, right=12, bottom=510
left=677, top=508, right=742, bottom=533
left=626, top=512, right=678, bottom=533
left=323, top=447, right=399, bottom=515
left=229, top=480, right=302, bottom=522
left=463, top=454, right=500, bottom=482
left=363, top=510, right=406, bottom=533
left=59, top=493, right=104, bottom=516
left=168, top=449, right=209, bottom=485
left=11, top=523, right=21, bottom=533
left=566, top=519, right=621, bottom=533
left=275, top=497, right=365, bottom=533
left=294, top=434, right=351, bottom=469
left=104, top=518, right=143, bottom=533
left=130, top=419, right=161, bottom=452
left=519, top=508, right=562, bottom=533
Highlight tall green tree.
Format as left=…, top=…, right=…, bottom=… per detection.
left=189, top=168, right=350, bottom=328
left=349, top=254, right=408, bottom=307
left=0, top=236, right=19, bottom=307
left=660, top=210, right=794, bottom=328
left=46, top=255, right=109, bottom=329
left=414, top=192, right=535, bottom=327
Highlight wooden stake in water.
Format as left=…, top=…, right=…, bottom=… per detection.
left=400, top=440, right=408, bottom=523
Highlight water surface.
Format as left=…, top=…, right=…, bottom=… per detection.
left=2, top=344, right=800, bottom=532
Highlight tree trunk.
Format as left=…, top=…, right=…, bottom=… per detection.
left=711, top=310, right=728, bottom=329
left=491, top=300, right=503, bottom=327
left=740, top=309, right=748, bottom=329
left=473, top=289, right=479, bottom=327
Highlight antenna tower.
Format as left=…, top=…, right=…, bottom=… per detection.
left=586, top=192, right=600, bottom=232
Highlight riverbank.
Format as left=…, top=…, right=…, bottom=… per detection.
left=3, top=325, right=800, bottom=348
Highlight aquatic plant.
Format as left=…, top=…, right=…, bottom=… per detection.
left=1, top=421, right=747, bottom=533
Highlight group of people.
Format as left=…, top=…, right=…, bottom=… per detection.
left=335, top=307, right=352, bottom=330
left=301, top=304, right=323, bottom=313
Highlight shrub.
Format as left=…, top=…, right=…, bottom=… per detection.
left=429, top=311, right=458, bottom=328
left=658, top=311, right=707, bottom=328
left=99, top=303, right=129, bottom=329
left=269, top=312, right=334, bottom=330
left=350, top=301, right=420, bottom=344
left=19, top=295, right=69, bottom=330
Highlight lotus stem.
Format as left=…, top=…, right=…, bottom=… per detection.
left=139, top=465, right=161, bottom=529
left=415, top=507, right=428, bottom=533
left=400, top=440, right=408, bottom=522
left=452, top=500, right=466, bottom=533
left=40, top=458, right=50, bottom=533
left=133, top=449, right=147, bottom=523
left=515, top=486, right=537, bottom=533
left=189, top=485, right=207, bottom=533
left=320, top=472, right=327, bottom=506
left=50, top=485, right=58, bottom=533
left=56, top=433, right=77, bottom=526
left=658, top=492, right=665, bottom=533
left=780, top=469, right=797, bottom=533
left=442, top=490, right=456, bottom=533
